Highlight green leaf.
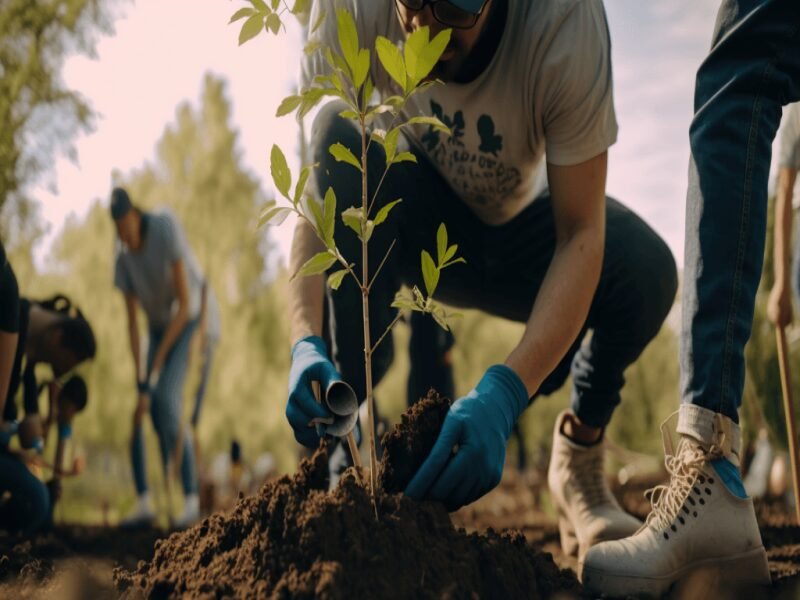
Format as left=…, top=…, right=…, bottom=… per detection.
left=370, top=130, right=386, bottom=146
left=230, top=7, right=256, bottom=23
left=406, top=115, right=450, bottom=134
left=303, top=40, right=322, bottom=56
left=323, top=187, right=336, bottom=247
left=311, top=9, right=326, bottom=34
left=294, top=252, right=337, bottom=279
left=250, top=0, right=269, bottom=11
left=392, top=151, right=416, bottom=164
left=391, top=294, right=422, bottom=312
left=375, top=37, right=406, bottom=91
left=329, top=142, right=362, bottom=171
left=270, top=145, right=292, bottom=199
left=342, top=206, right=362, bottom=236
left=374, top=199, right=402, bottom=226
left=239, top=13, right=264, bottom=45
left=362, top=219, right=375, bottom=242
left=430, top=306, right=449, bottom=330
left=298, top=87, right=326, bottom=119
left=353, top=48, right=370, bottom=90
left=308, top=198, right=325, bottom=239
left=421, top=250, right=439, bottom=296
left=266, top=12, right=281, bottom=34
left=384, top=127, right=401, bottom=164
left=293, top=164, right=315, bottom=206
left=336, top=9, right=359, bottom=76
left=292, top=0, right=310, bottom=13
left=404, top=26, right=428, bottom=84
left=328, top=269, right=349, bottom=290
left=257, top=205, right=292, bottom=228
left=417, top=29, right=452, bottom=83
left=442, top=256, right=466, bottom=267
left=339, top=109, right=359, bottom=120
left=271, top=0, right=280, bottom=9
left=276, top=94, right=302, bottom=117
left=362, top=76, right=374, bottom=106
left=436, top=223, right=447, bottom=264
left=443, top=243, right=458, bottom=263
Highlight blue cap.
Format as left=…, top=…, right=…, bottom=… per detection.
left=110, top=187, right=133, bottom=220
left=450, top=0, right=486, bottom=13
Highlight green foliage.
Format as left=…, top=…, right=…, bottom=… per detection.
left=0, top=0, right=120, bottom=236
left=10, top=75, right=298, bottom=520
left=230, top=0, right=312, bottom=42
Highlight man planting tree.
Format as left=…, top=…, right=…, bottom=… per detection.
left=286, top=0, right=677, bottom=561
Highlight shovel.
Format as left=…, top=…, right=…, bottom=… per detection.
left=775, top=325, right=800, bottom=523
left=311, top=380, right=362, bottom=469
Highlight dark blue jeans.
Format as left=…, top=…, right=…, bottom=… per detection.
left=313, top=102, right=677, bottom=429
left=0, top=452, right=50, bottom=534
left=681, top=0, right=800, bottom=423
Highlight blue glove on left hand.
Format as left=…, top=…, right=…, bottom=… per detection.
left=405, top=364, right=528, bottom=512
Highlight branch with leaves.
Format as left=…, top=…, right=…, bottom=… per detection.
left=242, top=6, right=463, bottom=499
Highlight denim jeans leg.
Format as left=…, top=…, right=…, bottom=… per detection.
left=681, top=0, right=800, bottom=423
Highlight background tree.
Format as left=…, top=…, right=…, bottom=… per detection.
left=0, top=0, right=120, bottom=237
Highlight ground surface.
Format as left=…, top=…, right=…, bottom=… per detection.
left=2, top=471, right=799, bottom=598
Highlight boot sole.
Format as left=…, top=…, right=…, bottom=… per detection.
left=581, top=546, right=771, bottom=599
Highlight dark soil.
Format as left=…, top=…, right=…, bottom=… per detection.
left=115, top=391, right=580, bottom=599
left=0, top=526, right=163, bottom=599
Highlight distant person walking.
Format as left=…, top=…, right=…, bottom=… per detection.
left=111, top=187, right=220, bottom=528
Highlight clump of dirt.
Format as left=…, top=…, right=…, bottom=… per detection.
left=379, top=389, right=451, bottom=493
left=116, top=393, right=580, bottom=599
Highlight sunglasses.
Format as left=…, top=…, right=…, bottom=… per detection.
left=394, top=0, right=489, bottom=30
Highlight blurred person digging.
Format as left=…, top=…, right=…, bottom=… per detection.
left=110, top=187, right=221, bottom=529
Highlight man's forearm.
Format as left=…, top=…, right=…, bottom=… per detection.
left=505, top=226, right=604, bottom=395
left=773, top=167, right=797, bottom=289
left=289, top=219, right=326, bottom=344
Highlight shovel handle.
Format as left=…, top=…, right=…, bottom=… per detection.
left=775, top=325, right=800, bottom=523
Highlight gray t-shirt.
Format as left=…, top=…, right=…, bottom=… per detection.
left=301, top=0, right=617, bottom=225
left=114, top=208, right=221, bottom=337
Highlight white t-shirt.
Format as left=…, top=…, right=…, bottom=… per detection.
left=778, top=102, right=800, bottom=207
left=301, top=0, right=617, bottom=225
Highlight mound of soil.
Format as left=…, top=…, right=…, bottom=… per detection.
left=116, top=391, right=580, bottom=599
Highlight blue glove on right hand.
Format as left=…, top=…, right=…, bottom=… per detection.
left=287, top=336, right=340, bottom=447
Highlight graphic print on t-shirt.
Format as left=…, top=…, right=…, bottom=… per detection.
left=421, top=100, right=522, bottom=211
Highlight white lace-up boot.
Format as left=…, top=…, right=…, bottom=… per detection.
left=581, top=405, right=770, bottom=598
left=548, top=410, right=642, bottom=561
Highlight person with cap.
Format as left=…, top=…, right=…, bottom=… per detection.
left=581, top=0, right=797, bottom=595
left=286, top=0, right=677, bottom=561
left=110, top=187, right=221, bottom=529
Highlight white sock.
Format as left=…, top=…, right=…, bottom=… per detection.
left=138, top=493, right=153, bottom=511
left=184, top=493, right=199, bottom=513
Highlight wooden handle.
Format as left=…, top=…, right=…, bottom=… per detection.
left=775, top=326, right=800, bottom=524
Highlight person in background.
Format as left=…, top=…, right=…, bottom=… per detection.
left=583, top=0, right=797, bottom=595
left=111, top=187, right=220, bottom=529
left=0, top=242, right=20, bottom=424
left=767, top=102, right=800, bottom=330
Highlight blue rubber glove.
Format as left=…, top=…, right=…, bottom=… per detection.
left=286, top=336, right=340, bottom=447
left=405, top=364, right=528, bottom=511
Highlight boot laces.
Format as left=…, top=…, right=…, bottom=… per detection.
left=644, top=414, right=725, bottom=531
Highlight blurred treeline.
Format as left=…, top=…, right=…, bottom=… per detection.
left=3, top=1, right=796, bottom=525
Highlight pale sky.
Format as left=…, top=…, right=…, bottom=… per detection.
left=33, top=0, right=782, bottom=269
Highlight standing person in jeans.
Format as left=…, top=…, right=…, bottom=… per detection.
left=111, top=187, right=220, bottom=529
left=286, top=0, right=677, bottom=561
left=583, top=0, right=798, bottom=595
left=767, top=102, right=800, bottom=329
